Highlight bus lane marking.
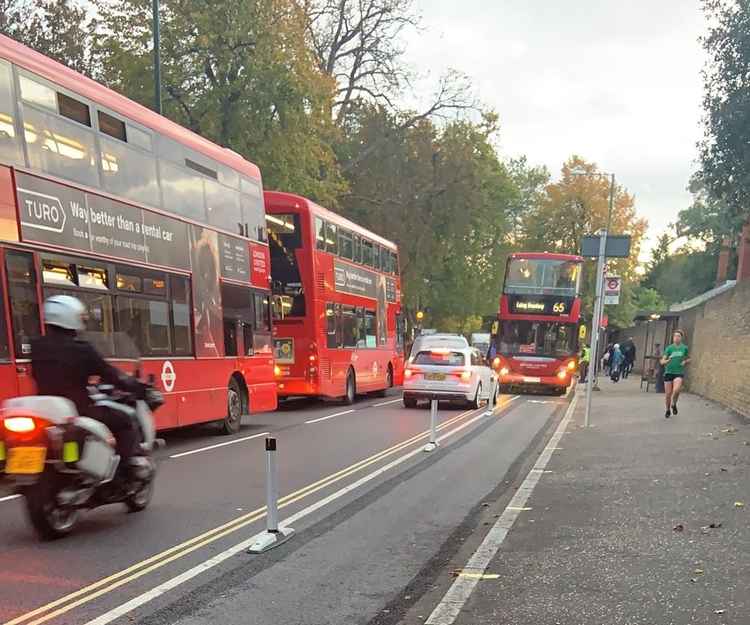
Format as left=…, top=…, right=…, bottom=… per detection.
left=169, top=432, right=270, bottom=459
left=6, top=400, right=514, bottom=625
left=305, top=409, right=355, bottom=425
left=81, top=403, right=503, bottom=625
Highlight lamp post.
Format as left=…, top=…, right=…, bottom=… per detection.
left=152, top=0, right=162, bottom=114
left=571, top=168, right=616, bottom=427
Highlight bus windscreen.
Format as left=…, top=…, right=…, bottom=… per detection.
left=497, top=320, right=577, bottom=357
left=267, top=213, right=305, bottom=318
left=504, top=258, right=580, bottom=296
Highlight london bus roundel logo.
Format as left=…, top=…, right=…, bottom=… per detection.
left=161, top=360, right=176, bottom=392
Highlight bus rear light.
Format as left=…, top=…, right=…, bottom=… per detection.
left=309, top=354, right=317, bottom=363
left=4, top=417, right=36, bottom=433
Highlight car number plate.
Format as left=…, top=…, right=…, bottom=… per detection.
left=425, top=372, right=446, bottom=381
left=5, top=446, right=47, bottom=474
left=522, top=376, right=541, bottom=384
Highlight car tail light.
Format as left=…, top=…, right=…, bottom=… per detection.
left=4, top=417, right=36, bottom=433
left=460, top=370, right=472, bottom=381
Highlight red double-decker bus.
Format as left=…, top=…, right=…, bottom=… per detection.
left=491, top=252, right=583, bottom=394
left=265, top=192, right=405, bottom=403
left=0, top=35, right=276, bottom=432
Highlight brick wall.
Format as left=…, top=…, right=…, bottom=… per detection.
left=686, top=281, right=750, bottom=418
left=616, top=281, right=750, bottom=417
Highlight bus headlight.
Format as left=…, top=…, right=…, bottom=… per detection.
left=557, top=370, right=567, bottom=380
left=567, top=360, right=576, bottom=371
left=499, top=367, right=510, bottom=377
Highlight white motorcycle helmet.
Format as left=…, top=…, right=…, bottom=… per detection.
left=43, top=295, right=87, bottom=331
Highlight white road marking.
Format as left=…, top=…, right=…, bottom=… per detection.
left=81, top=405, right=494, bottom=625
left=0, top=494, right=21, bottom=503
left=169, top=432, right=270, bottom=459
left=425, top=393, right=578, bottom=625
left=305, top=409, right=355, bottom=425
left=371, top=398, right=403, bottom=407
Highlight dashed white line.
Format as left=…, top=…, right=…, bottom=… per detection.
left=305, top=409, right=355, bottom=425
left=371, top=398, right=403, bottom=407
left=0, top=494, right=21, bottom=503
left=425, top=392, right=578, bottom=625
left=169, top=431, right=270, bottom=459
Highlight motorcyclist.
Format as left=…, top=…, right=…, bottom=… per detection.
left=30, top=295, right=145, bottom=466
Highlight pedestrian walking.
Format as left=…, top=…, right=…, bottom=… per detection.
left=660, top=330, right=690, bottom=418
left=579, top=343, right=591, bottom=383
left=621, top=338, right=636, bottom=379
left=610, top=343, right=624, bottom=382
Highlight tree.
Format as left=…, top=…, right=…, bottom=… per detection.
left=336, top=104, right=517, bottom=326
left=0, top=0, right=95, bottom=75
left=95, top=0, right=346, bottom=204
left=698, top=0, right=750, bottom=230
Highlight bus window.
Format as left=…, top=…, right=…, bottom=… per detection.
left=252, top=292, right=272, bottom=354
left=114, top=296, right=169, bottom=357
left=99, top=133, right=160, bottom=208
left=362, top=240, right=373, bottom=267
left=339, top=229, right=353, bottom=260
left=0, top=60, right=23, bottom=166
left=364, top=309, right=377, bottom=347
left=395, top=313, right=405, bottom=353
left=391, top=251, right=399, bottom=275
left=341, top=306, right=358, bottom=348
left=221, top=284, right=253, bottom=357
left=0, top=260, right=10, bottom=361
left=326, top=303, right=338, bottom=349
left=326, top=222, right=338, bottom=255
left=352, top=235, right=362, bottom=264
left=205, top=177, right=242, bottom=235
left=268, top=213, right=305, bottom=317
left=171, top=276, right=192, bottom=355
left=5, top=251, right=40, bottom=358
left=315, top=217, right=326, bottom=251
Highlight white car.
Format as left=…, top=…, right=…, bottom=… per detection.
left=408, top=333, right=468, bottom=363
left=402, top=345, right=497, bottom=408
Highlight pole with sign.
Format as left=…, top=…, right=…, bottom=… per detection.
left=604, top=276, right=621, bottom=305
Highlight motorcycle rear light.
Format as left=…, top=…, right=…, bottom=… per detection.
left=4, top=417, right=36, bottom=433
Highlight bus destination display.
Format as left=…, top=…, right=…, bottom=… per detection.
left=508, top=295, right=573, bottom=316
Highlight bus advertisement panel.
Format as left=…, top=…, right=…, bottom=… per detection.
left=266, top=191, right=404, bottom=403
left=490, top=252, right=584, bottom=394
left=0, top=35, right=275, bottom=433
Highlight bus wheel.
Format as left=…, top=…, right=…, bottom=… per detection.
left=343, top=370, right=356, bottom=405
left=221, top=379, right=243, bottom=435
left=374, top=364, right=393, bottom=398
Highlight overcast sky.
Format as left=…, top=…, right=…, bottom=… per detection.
left=404, top=0, right=706, bottom=256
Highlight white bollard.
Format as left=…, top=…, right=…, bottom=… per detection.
left=247, top=437, right=295, bottom=553
left=423, top=399, right=439, bottom=452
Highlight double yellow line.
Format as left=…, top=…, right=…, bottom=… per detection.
left=6, top=403, right=502, bottom=625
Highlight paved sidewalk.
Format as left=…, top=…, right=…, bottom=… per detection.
left=424, top=378, right=750, bottom=625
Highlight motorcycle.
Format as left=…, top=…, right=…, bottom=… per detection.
left=0, top=370, right=164, bottom=540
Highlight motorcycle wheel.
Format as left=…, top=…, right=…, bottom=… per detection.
left=25, top=473, right=79, bottom=540
left=125, top=478, right=154, bottom=512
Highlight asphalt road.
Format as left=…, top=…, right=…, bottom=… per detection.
left=0, top=389, right=569, bottom=625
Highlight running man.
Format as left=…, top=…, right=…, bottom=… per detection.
left=661, top=330, right=690, bottom=418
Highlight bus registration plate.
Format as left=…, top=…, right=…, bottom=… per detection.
left=6, top=447, right=46, bottom=474
left=522, top=376, right=541, bottom=384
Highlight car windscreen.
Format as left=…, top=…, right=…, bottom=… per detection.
left=413, top=350, right=465, bottom=366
